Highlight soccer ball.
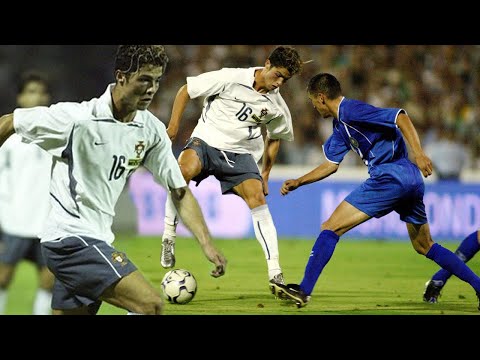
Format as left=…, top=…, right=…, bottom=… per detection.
left=161, top=269, right=197, bottom=304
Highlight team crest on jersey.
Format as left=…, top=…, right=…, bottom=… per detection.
left=251, top=108, right=269, bottom=123
left=349, top=137, right=359, bottom=148
left=192, top=138, right=202, bottom=147
left=111, top=252, right=128, bottom=267
left=135, top=141, right=146, bottom=158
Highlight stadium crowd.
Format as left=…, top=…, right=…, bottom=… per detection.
left=0, top=45, right=478, bottom=168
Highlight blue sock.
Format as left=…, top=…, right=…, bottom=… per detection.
left=299, top=230, right=339, bottom=295
left=432, top=231, right=480, bottom=285
left=426, top=242, right=480, bottom=293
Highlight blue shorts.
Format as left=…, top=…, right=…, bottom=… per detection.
left=184, top=137, right=263, bottom=194
left=345, top=158, right=428, bottom=225
left=41, top=236, right=137, bottom=311
left=0, top=233, right=46, bottom=266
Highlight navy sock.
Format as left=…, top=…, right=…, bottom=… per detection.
left=432, top=231, right=480, bottom=285
left=299, top=230, right=339, bottom=295
left=426, top=242, right=480, bottom=293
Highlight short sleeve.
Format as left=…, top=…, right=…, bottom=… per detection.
left=13, top=103, right=79, bottom=158
left=265, top=94, right=294, bottom=142
left=322, top=131, right=350, bottom=164
left=186, top=68, right=231, bottom=99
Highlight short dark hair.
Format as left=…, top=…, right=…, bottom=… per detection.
left=268, top=46, right=303, bottom=76
left=307, top=73, right=342, bottom=99
left=115, top=45, right=169, bottom=76
left=17, top=70, right=51, bottom=95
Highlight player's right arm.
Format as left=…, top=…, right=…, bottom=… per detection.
left=280, top=161, right=339, bottom=196
left=396, top=112, right=433, bottom=178
left=170, top=186, right=227, bottom=278
left=166, top=84, right=190, bottom=141
left=0, top=114, right=15, bottom=148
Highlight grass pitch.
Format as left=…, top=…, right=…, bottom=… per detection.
left=5, top=236, right=480, bottom=315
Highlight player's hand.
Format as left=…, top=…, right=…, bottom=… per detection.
left=262, top=179, right=269, bottom=196
left=210, top=260, right=226, bottom=278
left=281, top=179, right=300, bottom=195
left=166, top=126, right=178, bottom=141
left=202, top=244, right=227, bottom=278
left=415, top=153, right=433, bottom=178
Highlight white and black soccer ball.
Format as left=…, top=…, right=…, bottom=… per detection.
left=161, top=269, right=197, bottom=304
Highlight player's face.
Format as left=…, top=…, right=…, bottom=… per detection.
left=17, top=81, right=51, bottom=108
left=121, top=64, right=164, bottom=111
left=263, top=64, right=292, bottom=92
left=308, top=93, right=330, bottom=118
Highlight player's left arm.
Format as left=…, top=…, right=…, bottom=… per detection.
left=261, top=136, right=280, bottom=196
left=396, top=112, right=433, bottom=178
left=0, top=114, right=15, bottom=148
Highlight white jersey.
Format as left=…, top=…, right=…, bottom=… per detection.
left=0, top=134, right=51, bottom=237
left=13, top=84, right=186, bottom=244
left=187, top=67, right=294, bottom=163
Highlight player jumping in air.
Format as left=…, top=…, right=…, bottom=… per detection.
left=160, top=46, right=304, bottom=294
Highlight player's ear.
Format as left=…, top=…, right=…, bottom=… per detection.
left=115, top=70, right=126, bottom=85
left=265, top=59, right=271, bottom=69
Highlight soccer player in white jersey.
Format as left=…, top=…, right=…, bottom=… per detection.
left=0, top=45, right=226, bottom=315
left=0, top=71, right=55, bottom=315
left=161, top=46, right=303, bottom=293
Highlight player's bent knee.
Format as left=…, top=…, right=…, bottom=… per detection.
left=130, top=297, right=164, bottom=315
left=411, top=241, right=430, bottom=255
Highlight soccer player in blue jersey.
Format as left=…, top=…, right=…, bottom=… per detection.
left=270, top=73, right=480, bottom=310
left=424, top=230, right=480, bottom=303
left=0, top=45, right=226, bottom=315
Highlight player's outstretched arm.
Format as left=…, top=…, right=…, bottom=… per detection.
left=280, top=161, right=338, bottom=196
left=396, top=113, right=433, bottom=178
left=170, top=186, right=227, bottom=278
left=0, top=114, right=15, bottom=148
left=166, top=84, right=190, bottom=141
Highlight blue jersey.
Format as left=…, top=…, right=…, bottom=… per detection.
left=323, top=97, right=407, bottom=171
left=324, top=98, right=427, bottom=224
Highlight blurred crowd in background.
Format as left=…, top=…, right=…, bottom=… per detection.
left=0, top=45, right=478, bottom=169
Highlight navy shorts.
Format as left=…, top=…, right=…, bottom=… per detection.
left=345, top=158, right=428, bottom=225
left=0, top=233, right=46, bottom=266
left=41, top=235, right=137, bottom=311
left=184, top=137, right=263, bottom=194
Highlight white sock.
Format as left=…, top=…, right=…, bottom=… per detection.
left=251, top=204, right=282, bottom=279
left=127, top=312, right=143, bottom=315
left=33, top=288, right=52, bottom=315
left=163, top=191, right=179, bottom=240
left=0, top=288, right=7, bottom=315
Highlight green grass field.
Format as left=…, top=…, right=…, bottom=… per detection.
left=5, top=236, right=480, bottom=315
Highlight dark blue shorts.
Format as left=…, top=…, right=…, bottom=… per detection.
left=41, top=236, right=137, bottom=310
left=184, top=137, right=263, bottom=194
left=345, top=158, right=428, bottom=225
left=0, top=233, right=45, bottom=266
